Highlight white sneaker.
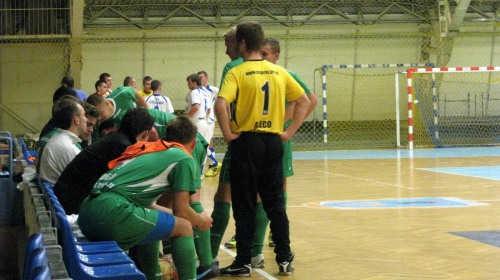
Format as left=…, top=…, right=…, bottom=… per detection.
left=251, top=254, right=265, bottom=268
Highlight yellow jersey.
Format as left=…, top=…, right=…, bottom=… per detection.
left=219, top=60, right=304, bottom=134
left=138, top=89, right=153, bottom=98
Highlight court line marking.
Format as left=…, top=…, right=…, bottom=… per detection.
left=317, top=170, right=409, bottom=189
left=219, top=246, right=278, bottom=280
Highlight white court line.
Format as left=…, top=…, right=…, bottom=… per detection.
left=317, top=170, right=408, bottom=189
left=219, top=246, right=278, bottom=280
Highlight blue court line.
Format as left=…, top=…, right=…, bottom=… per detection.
left=420, top=166, right=500, bottom=181
left=292, top=147, right=500, bottom=160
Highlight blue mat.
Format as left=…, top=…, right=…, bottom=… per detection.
left=449, top=231, right=500, bottom=248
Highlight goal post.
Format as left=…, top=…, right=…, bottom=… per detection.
left=321, top=63, right=431, bottom=149
left=407, top=67, right=500, bottom=149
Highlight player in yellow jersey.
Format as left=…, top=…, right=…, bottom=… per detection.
left=215, top=21, right=310, bottom=277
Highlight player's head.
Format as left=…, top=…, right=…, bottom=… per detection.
left=119, top=107, right=155, bottom=143
left=224, top=26, right=239, bottom=61
left=53, top=96, right=87, bottom=137
left=86, top=93, right=110, bottom=120
left=164, top=116, right=197, bottom=150
left=99, top=73, right=112, bottom=89
left=187, top=74, right=201, bottom=90
left=95, top=80, right=108, bottom=95
left=142, top=76, right=153, bottom=92
left=53, top=86, right=77, bottom=104
left=61, top=76, right=75, bottom=88
left=197, top=71, right=209, bottom=87
left=236, top=21, right=265, bottom=53
left=81, top=102, right=100, bottom=140
left=98, top=118, right=117, bottom=138
left=151, top=80, right=162, bottom=92
left=123, top=76, right=137, bottom=88
left=261, top=37, right=280, bottom=64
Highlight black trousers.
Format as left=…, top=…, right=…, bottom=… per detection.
left=230, top=132, right=291, bottom=265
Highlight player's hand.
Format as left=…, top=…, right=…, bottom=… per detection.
left=224, top=132, right=241, bottom=143
left=280, top=131, right=293, bottom=142
left=196, top=211, right=213, bottom=231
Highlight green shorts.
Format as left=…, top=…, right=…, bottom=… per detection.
left=283, top=140, right=294, bottom=178
left=78, top=192, right=158, bottom=250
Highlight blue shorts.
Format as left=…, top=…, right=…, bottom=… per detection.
left=140, top=211, right=176, bottom=244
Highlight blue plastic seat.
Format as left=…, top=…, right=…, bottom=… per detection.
left=29, top=265, right=51, bottom=280
left=56, top=213, right=146, bottom=279
left=23, top=233, right=45, bottom=280
left=19, top=137, right=36, bottom=166
left=25, top=248, right=49, bottom=280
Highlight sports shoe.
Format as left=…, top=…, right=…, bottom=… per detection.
left=220, top=262, right=251, bottom=277
left=278, top=252, right=295, bottom=276
left=205, top=163, right=222, bottom=177
left=251, top=254, right=265, bottom=268
left=268, top=232, right=275, bottom=247
left=224, top=235, right=236, bottom=248
left=196, top=263, right=220, bottom=280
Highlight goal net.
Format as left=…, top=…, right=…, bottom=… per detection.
left=409, top=67, right=500, bottom=148
left=321, top=64, right=430, bottom=149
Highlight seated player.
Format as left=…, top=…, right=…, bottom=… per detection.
left=78, top=116, right=214, bottom=280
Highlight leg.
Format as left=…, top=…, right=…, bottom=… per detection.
left=210, top=150, right=232, bottom=258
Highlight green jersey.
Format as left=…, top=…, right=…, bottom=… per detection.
left=284, top=70, right=311, bottom=129
left=220, top=58, right=244, bottom=90
left=91, top=147, right=197, bottom=207
left=107, top=87, right=138, bottom=127
left=193, top=133, right=209, bottom=188
left=146, top=108, right=176, bottom=139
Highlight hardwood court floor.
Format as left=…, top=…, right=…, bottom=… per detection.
left=199, top=148, right=500, bottom=280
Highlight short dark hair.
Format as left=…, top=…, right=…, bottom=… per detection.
left=236, top=21, right=265, bottom=52
left=99, top=73, right=111, bottom=82
left=86, top=93, right=106, bottom=107
left=143, top=76, right=153, bottom=83
left=123, top=76, right=134, bottom=87
left=52, top=96, right=81, bottom=130
left=119, top=107, right=155, bottom=142
left=98, top=118, right=116, bottom=137
left=151, top=80, right=162, bottom=92
left=187, top=74, right=201, bottom=86
left=53, top=86, right=77, bottom=103
left=197, top=71, right=208, bottom=77
left=61, top=76, right=75, bottom=88
left=263, top=37, right=280, bottom=54
left=83, top=102, right=100, bottom=119
left=95, top=80, right=106, bottom=91
left=164, top=116, right=197, bottom=145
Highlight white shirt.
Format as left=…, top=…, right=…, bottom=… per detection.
left=186, top=87, right=211, bottom=124
left=146, top=93, right=174, bottom=114
left=39, top=130, right=82, bottom=184
left=204, top=85, right=219, bottom=124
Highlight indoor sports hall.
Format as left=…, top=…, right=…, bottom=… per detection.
left=1, top=1, right=500, bottom=279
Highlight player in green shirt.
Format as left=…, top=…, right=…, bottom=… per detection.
left=78, top=116, right=214, bottom=280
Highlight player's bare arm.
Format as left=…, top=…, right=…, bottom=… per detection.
left=134, top=89, right=148, bottom=108
left=173, top=190, right=213, bottom=231
left=186, top=104, right=200, bottom=117
left=148, top=202, right=173, bottom=215
left=215, top=97, right=240, bottom=143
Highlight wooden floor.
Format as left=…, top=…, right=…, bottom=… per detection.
left=199, top=147, right=500, bottom=279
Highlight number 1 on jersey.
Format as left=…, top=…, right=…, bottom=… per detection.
left=261, top=81, right=270, bottom=115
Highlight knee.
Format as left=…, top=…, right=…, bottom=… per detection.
left=171, top=217, right=193, bottom=238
